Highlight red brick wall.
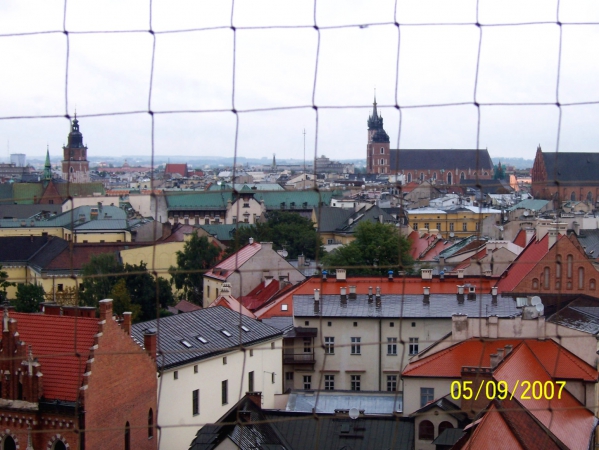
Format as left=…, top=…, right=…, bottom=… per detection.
left=83, top=313, right=157, bottom=450
left=513, top=236, right=599, bottom=296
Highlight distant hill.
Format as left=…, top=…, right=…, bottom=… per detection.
left=491, top=157, right=533, bottom=169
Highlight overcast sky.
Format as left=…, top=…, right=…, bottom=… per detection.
left=1, top=0, right=598, bottom=164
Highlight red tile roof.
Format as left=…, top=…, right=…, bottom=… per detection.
left=12, top=312, right=98, bottom=402
left=164, top=163, right=188, bottom=176
left=205, top=243, right=262, bottom=281
left=210, top=295, right=255, bottom=318
left=512, top=229, right=528, bottom=248
left=495, top=234, right=559, bottom=293
left=173, top=299, right=202, bottom=313
left=240, top=280, right=281, bottom=310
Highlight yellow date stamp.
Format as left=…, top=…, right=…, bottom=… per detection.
left=451, top=380, right=566, bottom=401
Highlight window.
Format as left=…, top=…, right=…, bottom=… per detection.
left=207, top=286, right=210, bottom=298
left=387, top=375, right=397, bottom=391
left=351, top=375, right=361, bottom=391
left=544, top=267, right=550, bottom=289
left=419, top=420, right=434, bottom=440
left=194, top=365, right=198, bottom=374
left=57, top=284, right=64, bottom=292
left=579, top=267, right=585, bottom=289
left=475, top=222, right=480, bottom=231
left=303, top=338, right=311, bottom=353
left=222, top=380, right=228, bottom=405
left=174, top=371, right=178, bottom=380
left=351, top=337, right=361, bottom=355
left=243, top=202, right=250, bottom=208
left=125, top=422, right=131, bottom=450
left=272, top=372, right=276, bottom=384
left=305, top=321, right=310, bottom=326
left=462, top=222, right=467, bottom=231
left=223, top=357, right=227, bottom=365
left=407, top=173, right=412, bottom=182
left=192, top=390, right=199, bottom=416
left=532, top=278, right=539, bottom=289
left=380, top=147, right=384, bottom=154
left=281, top=304, right=288, bottom=311
left=411, top=322, right=416, bottom=327
left=436, top=222, right=441, bottom=230
left=232, top=216, right=237, bottom=223
left=324, top=374, right=335, bottom=390
left=250, top=349, right=254, bottom=357
left=413, top=222, right=418, bottom=230
left=248, top=371, right=254, bottom=392
left=390, top=322, right=394, bottom=327
left=54, top=440, right=67, bottom=450
left=380, top=159, right=385, bottom=165
left=303, top=375, right=312, bottom=390
left=420, top=172, right=424, bottom=181
left=353, top=321, right=358, bottom=327
left=148, top=408, right=154, bottom=438
left=327, top=239, right=334, bottom=245
left=409, top=338, right=419, bottom=355
left=216, top=288, right=219, bottom=297
left=286, top=372, right=294, bottom=381
left=327, top=321, right=332, bottom=327
left=449, top=223, right=454, bottom=232
left=271, top=342, right=275, bottom=349
left=221, top=329, right=231, bottom=337
left=424, top=223, right=429, bottom=230
left=567, top=254, right=573, bottom=278
left=420, top=387, right=434, bottom=407
left=439, top=421, right=454, bottom=435
left=387, top=337, right=397, bottom=355
left=591, top=279, right=596, bottom=290
left=325, top=337, right=334, bottom=354
left=556, top=255, right=562, bottom=278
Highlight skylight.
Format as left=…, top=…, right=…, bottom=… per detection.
left=197, top=336, right=208, bottom=344
left=241, top=325, right=250, bottom=332
left=181, top=340, right=192, bottom=348
left=221, top=330, right=232, bottom=337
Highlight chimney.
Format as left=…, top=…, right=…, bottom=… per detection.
left=496, top=348, right=504, bottom=361
left=264, top=276, right=274, bottom=287
left=322, top=270, right=327, bottom=281
left=491, top=286, right=498, bottom=303
left=388, top=270, right=394, bottom=281
left=340, top=287, right=347, bottom=304
left=421, top=269, right=433, bottom=280
left=314, top=289, right=320, bottom=313
left=368, top=286, right=373, bottom=303
left=98, top=299, right=113, bottom=320
left=144, top=328, right=157, bottom=362
left=573, top=221, right=580, bottom=236
left=457, top=269, right=464, bottom=279
left=238, top=410, right=252, bottom=422
left=298, top=254, right=305, bottom=267
left=490, top=353, right=500, bottom=369
left=314, top=289, right=320, bottom=302
left=524, top=227, right=534, bottom=245
left=375, top=287, right=381, bottom=308
left=504, top=344, right=513, bottom=356
left=457, top=285, right=465, bottom=303
left=336, top=269, right=347, bottom=282
left=548, top=228, right=558, bottom=249
left=122, top=312, right=132, bottom=335
left=43, top=303, right=61, bottom=316
left=249, top=237, right=254, bottom=245
left=423, top=286, right=430, bottom=304
left=452, top=314, right=468, bottom=340
left=349, top=285, right=357, bottom=299
left=246, top=391, right=262, bottom=408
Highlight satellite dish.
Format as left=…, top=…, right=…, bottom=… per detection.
left=349, top=407, right=359, bottom=420
left=277, top=250, right=288, bottom=258
left=535, top=303, right=545, bottom=315
left=449, top=232, right=455, bottom=238
left=530, top=296, right=542, bottom=306
left=523, top=210, right=530, bottom=217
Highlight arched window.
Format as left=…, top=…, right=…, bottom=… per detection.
left=447, top=172, right=452, bottom=185
left=543, top=267, right=550, bottom=289
left=567, top=255, right=573, bottom=278
left=532, top=278, right=539, bottom=289
left=380, top=159, right=384, bottom=165
left=587, top=192, right=593, bottom=203
left=432, top=172, right=437, bottom=180
left=418, top=420, right=434, bottom=440
left=125, top=422, right=130, bottom=450
left=2, top=436, right=16, bottom=450
left=53, top=441, right=67, bottom=450
left=571, top=191, right=576, bottom=201
left=380, top=147, right=384, bottom=154
left=148, top=408, right=154, bottom=439
left=420, top=172, right=424, bottom=181
left=460, top=172, right=465, bottom=181
left=69, top=167, right=74, bottom=173
left=556, top=255, right=561, bottom=278
left=407, top=173, right=412, bottom=183
left=438, top=421, right=454, bottom=435
left=590, top=279, right=596, bottom=290
left=579, top=267, right=585, bottom=289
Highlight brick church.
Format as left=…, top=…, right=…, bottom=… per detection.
left=365, top=97, right=494, bottom=184
left=61, top=114, right=90, bottom=183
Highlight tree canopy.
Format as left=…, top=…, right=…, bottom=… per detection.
left=169, top=233, right=221, bottom=305
left=14, top=283, right=45, bottom=313
left=229, top=211, right=323, bottom=259
left=322, top=221, right=413, bottom=276
left=0, top=264, right=15, bottom=301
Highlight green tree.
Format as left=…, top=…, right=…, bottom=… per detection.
left=170, top=233, right=221, bottom=305
left=80, top=253, right=123, bottom=307
left=0, top=264, right=15, bottom=301
left=229, top=211, right=323, bottom=259
left=110, top=279, right=141, bottom=321
left=14, top=283, right=45, bottom=313
left=323, top=221, right=413, bottom=276
left=122, top=263, right=173, bottom=322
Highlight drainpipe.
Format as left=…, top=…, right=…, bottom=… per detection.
left=379, top=319, right=382, bottom=391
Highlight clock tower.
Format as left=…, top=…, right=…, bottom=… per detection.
left=61, top=114, right=90, bottom=183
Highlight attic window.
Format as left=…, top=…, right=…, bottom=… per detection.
left=281, top=304, right=288, bottom=311
left=181, top=340, right=192, bottom=348
left=221, top=330, right=232, bottom=337
left=241, top=325, right=250, bottom=332
left=197, top=337, right=208, bottom=344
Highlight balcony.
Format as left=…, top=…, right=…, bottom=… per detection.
left=284, top=352, right=316, bottom=365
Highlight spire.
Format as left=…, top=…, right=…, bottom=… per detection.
left=367, top=91, right=384, bottom=131
left=66, top=113, right=84, bottom=148
left=43, top=146, right=52, bottom=181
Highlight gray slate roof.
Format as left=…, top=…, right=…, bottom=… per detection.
left=286, top=390, right=403, bottom=414
left=293, top=294, right=520, bottom=318
left=575, top=229, right=599, bottom=258
left=389, top=149, right=493, bottom=171
left=547, top=297, right=599, bottom=335
left=131, top=306, right=283, bottom=370
left=542, top=152, right=599, bottom=184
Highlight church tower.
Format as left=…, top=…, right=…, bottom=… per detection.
left=366, top=94, right=390, bottom=174
left=61, top=114, right=90, bottom=183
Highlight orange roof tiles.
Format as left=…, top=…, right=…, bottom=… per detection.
left=240, top=280, right=281, bottom=311
left=205, top=242, right=262, bottom=280
left=458, top=403, right=525, bottom=450
left=13, top=312, right=98, bottom=402
left=512, top=229, right=528, bottom=248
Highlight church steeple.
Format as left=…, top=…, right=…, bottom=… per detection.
left=367, top=91, right=384, bottom=131
left=43, top=146, right=52, bottom=181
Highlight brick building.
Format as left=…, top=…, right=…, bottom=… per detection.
left=531, top=144, right=599, bottom=203
left=365, top=96, right=494, bottom=182
left=0, top=300, right=156, bottom=450
left=61, top=115, right=90, bottom=183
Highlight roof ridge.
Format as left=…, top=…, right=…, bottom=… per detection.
left=542, top=339, right=598, bottom=381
